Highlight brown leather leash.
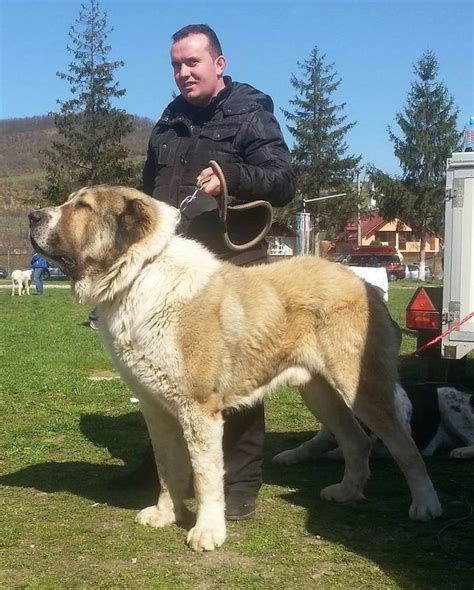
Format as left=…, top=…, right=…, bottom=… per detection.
left=208, top=160, right=273, bottom=251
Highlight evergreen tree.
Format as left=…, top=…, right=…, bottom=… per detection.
left=281, top=47, right=362, bottom=238
left=43, top=0, right=135, bottom=204
left=368, top=50, right=461, bottom=278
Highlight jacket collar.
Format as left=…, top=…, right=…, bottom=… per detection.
left=158, top=76, right=269, bottom=125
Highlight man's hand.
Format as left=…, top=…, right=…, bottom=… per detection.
left=197, top=167, right=221, bottom=196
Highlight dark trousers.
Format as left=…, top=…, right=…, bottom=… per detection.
left=223, top=403, right=265, bottom=495
left=138, top=403, right=265, bottom=495
left=221, top=247, right=268, bottom=496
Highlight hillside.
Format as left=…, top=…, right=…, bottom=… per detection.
left=0, top=115, right=154, bottom=269
left=0, top=114, right=154, bottom=203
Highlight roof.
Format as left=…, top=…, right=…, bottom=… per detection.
left=345, top=215, right=386, bottom=238
left=344, top=215, right=441, bottom=240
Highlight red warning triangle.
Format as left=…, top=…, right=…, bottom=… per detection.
left=407, top=288, right=436, bottom=312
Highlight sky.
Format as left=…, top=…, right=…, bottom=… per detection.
left=1, top=0, right=473, bottom=175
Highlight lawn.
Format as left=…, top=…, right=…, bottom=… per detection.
left=0, top=283, right=473, bottom=589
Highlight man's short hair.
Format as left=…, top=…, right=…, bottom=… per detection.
left=172, top=24, right=223, bottom=58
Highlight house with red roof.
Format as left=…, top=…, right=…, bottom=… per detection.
left=336, top=215, right=441, bottom=262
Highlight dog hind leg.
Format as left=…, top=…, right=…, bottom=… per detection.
left=353, top=389, right=442, bottom=521
left=300, top=376, right=372, bottom=503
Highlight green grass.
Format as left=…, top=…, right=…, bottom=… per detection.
left=1, top=285, right=473, bottom=589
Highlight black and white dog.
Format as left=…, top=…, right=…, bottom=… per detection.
left=274, top=383, right=474, bottom=465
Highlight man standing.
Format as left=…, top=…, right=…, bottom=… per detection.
left=31, top=251, right=48, bottom=295
left=139, top=24, right=295, bottom=520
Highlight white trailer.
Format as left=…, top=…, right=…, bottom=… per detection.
left=441, top=151, right=474, bottom=359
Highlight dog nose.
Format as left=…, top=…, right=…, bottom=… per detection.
left=29, top=211, right=43, bottom=224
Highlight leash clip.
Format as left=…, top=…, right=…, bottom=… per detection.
left=179, top=177, right=213, bottom=212
left=179, top=182, right=202, bottom=213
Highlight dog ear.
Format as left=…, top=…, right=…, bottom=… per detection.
left=116, top=197, right=154, bottom=249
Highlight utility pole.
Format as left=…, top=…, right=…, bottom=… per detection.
left=357, top=171, right=362, bottom=246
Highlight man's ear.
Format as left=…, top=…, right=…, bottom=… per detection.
left=215, top=55, right=226, bottom=77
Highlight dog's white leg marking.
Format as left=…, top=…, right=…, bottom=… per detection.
left=354, top=388, right=442, bottom=521
left=135, top=401, right=191, bottom=528
left=185, top=410, right=226, bottom=552
left=300, top=377, right=371, bottom=503
left=273, top=427, right=338, bottom=465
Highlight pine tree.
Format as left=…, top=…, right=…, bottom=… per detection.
left=368, top=50, right=461, bottom=279
left=43, top=0, right=135, bottom=204
left=281, top=47, right=362, bottom=238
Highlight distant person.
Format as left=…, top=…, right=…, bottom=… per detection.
left=31, top=252, right=48, bottom=295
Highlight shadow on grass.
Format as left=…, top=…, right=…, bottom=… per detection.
left=0, top=412, right=156, bottom=510
left=265, top=430, right=474, bottom=589
left=0, top=460, right=157, bottom=510
left=2, top=417, right=473, bottom=588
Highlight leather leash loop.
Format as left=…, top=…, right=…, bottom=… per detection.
left=208, top=159, right=273, bottom=251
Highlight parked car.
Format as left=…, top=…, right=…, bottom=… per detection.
left=0, top=266, right=8, bottom=279
left=341, top=246, right=406, bottom=281
left=44, top=266, right=69, bottom=280
left=404, top=263, right=433, bottom=280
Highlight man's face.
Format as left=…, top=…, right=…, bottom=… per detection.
left=171, top=33, right=226, bottom=107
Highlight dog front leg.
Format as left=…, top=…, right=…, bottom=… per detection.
left=185, top=409, right=226, bottom=552
left=135, top=401, right=191, bottom=528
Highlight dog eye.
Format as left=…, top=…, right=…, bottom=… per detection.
left=75, top=200, right=92, bottom=210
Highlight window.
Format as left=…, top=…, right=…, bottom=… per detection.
left=399, top=231, right=418, bottom=250
left=374, top=231, right=396, bottom=247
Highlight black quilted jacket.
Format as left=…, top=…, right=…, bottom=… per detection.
left=142, top=78, right=295, bottom=258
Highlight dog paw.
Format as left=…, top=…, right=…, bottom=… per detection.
left=135, top=505, right=176, bottom=528
left=450, top=447, right=474, bottom=460
left=320, top=483, right=365, bottom=503
left=186, top=522, right=226, bottom=552
left=409, top=496, right=442, bottom=521
left=272, top=449, right=301, bottom=465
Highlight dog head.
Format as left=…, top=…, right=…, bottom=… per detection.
left=29, top=185, right=180, bottom=304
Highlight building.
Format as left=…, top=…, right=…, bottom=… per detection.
left=267, top=222, right=296, bottom=257
left=337, top=215, right=441, bottom=263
